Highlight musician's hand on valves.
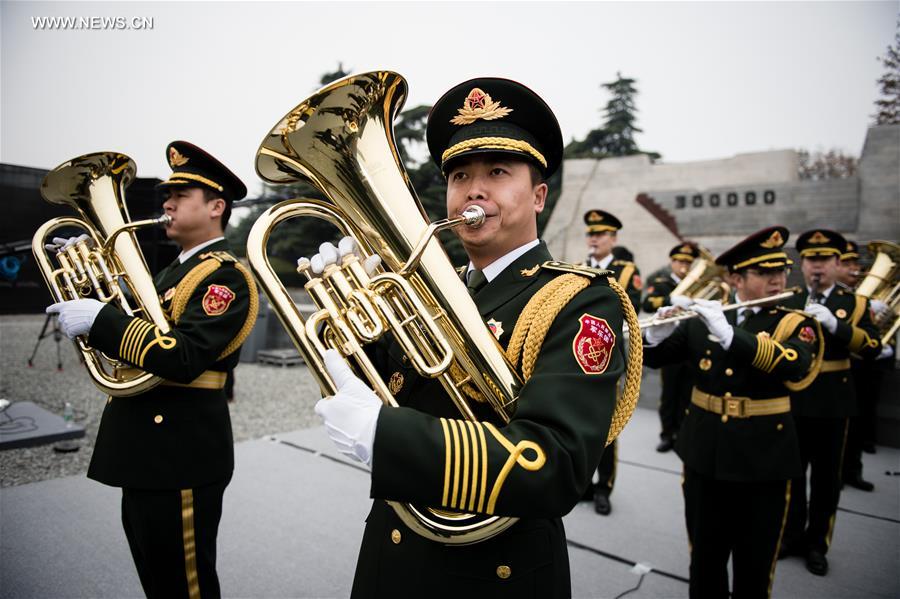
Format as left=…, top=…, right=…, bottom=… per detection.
left=644, top=306, right=682, bottom=346
left=45, top=298, right=105, bottom=340
left=870, top=299, right=891, bottom=320
left=307, top=237, right=381, bottom=277
left=805, top=303, right=838, bottom=334
left=692, top=298, right=734, bottom=349
left=314, top=349, right=382, bottom=467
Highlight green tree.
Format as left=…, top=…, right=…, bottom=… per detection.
left=564, top=72, right=660, bottom=161
left=319, top=62, right=351, bottom=87
left=873, top=20, right=900, bottom=125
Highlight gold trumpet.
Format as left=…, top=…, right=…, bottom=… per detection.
left=855, top=240, right=900, bottom=345
left=32, top=152, right=171, bottom=396
left=636, top=287, right=802, bottom=330
left=247, top=71, right=524, bottom=544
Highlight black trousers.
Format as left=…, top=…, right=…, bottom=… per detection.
left=121, top=474, right=231, bottom=599
left=844, top=360, right=884, bottom=480
left=784, top=417, right=847, bottom=554
left=595, top=439, right=617, bottom=496
left=658, top=362, right=693, bottom=440
left=682, top=466, right=790, bottom=599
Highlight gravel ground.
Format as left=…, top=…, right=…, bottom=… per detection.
left=0, top=314, right=321, bottom=488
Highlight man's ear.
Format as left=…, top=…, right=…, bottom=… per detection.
left=208, top=197, right=226, bottom=219
left=533, top=182, right=548, bottom=214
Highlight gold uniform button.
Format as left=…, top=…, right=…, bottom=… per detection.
left=842, top=377, right=848, bottom=383
left=721, top=414, right=729, bottom=423
left=776, top=423, right=784, bottom=431
left=724, top=392, right=732, bottom=398
left=390, top=529, right=401, bottom=544
left=705, top=349, right=712, bottom=355
left=496, top=565, right=511, bottom=579
left=153, top=415, right=163, bottom=424
left=725, top=368, right=734, bottom=376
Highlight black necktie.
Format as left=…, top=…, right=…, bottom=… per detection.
left=466, top=269, right=487, bottom=297
left=738, top=308, right=754, bottom=326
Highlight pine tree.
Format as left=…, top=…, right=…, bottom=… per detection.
left=873, top=20, right=900, bottom=125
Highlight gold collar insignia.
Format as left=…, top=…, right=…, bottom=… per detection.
left=451, top=88, right=513, bottom=126
left=520, top=264, right=540, bottom=277
left=168, top=147, right=188, bottom=167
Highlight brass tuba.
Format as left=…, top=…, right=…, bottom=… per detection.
left=248, top=71, right=524, bottom=544
left=32, top=152, right=171, bottom=396
left=669, top=246, right=731, bottom=303
left=855, top=240, right=900, bottom=345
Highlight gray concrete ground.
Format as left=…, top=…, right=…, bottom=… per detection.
left=1, top=314, right=898, bottom=598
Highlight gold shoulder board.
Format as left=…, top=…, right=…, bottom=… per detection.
left=541, top=261, right=608, bottom=278
left=199, top=251, right=236, bottom=263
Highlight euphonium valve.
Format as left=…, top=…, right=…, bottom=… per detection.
left=32, top=152, right=171, bottom=397
left=248, top=71, right=523, bottom=544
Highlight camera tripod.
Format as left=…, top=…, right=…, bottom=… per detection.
left=27, top=313, right=63, bottom=371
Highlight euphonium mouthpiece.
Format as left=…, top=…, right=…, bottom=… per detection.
left=461, top=205, right=485, bottom=228
left=156, top=215, right=172, bottom=226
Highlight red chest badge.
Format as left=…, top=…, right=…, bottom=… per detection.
left=202, top=284, right=235, bottom=316
left=572, top=314, right=616, bottom=375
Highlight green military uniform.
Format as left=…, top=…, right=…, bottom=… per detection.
left=583, top=209, right=641, bottom=509
left=86, top=142, right=257, bottom=599
left=354, top=243, right=627, bottom=598
left=347, top=77, right=635, bottom=598
left=644, top=227, right=822, bottom=598
left=781, top=230, right=881, bottom=571
left=643, top=243, right=700, bottom=450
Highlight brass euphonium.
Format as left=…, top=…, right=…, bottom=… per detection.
left=32, top=152, right=171, bottom=396
left=855, top=240, right=900, bottom=345
left=247, top=71, right=524, bottom=544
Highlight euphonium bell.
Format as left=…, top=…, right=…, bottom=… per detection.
left=248, top=71, right=525, bottom=544
left=855, top=240, right=900, bottom=345
left=669, top=246, right=731, bottom=303
left=32, top=152, right=171, bottom=396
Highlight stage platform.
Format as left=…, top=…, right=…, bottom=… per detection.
left=1, top=407, right=897, bottom=598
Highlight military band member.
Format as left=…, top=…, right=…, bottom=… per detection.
left=583, top=209, right=640, bottom=515
left=642, top=242, right=699, bottom=452
left=780, top=230, right=882, bottom=576
left=642, top=226, right=821, bottom=599
left=312, top=78, right=633, bottom=598
left=47, top=141, right=258, bottom=598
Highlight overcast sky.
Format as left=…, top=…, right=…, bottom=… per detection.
left=2, top=1, right=896, bottom=201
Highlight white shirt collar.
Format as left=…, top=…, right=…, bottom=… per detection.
left=734, top=293, right=761, bottom=315
left=178, top=237, right=225, bottom=264
left=466, top=239, right=540, bottom=283
left=589, top=253, right=614, bottom=270
left=670, top=272, right=682, bottom=284
left=806, top=283, right=835, bottom=300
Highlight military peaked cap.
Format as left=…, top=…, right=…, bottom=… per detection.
left=427, top=77, right=563, bottom=178
left=584, top=209, right=623, bottom=234
left=669, top=242, right=700, bottom=262
left=157, top=141, right=247, bottom=203
left=796, top=229, right=847, bottom=259
left=840, top=239, right=860, bottom=261
left=716, top=226, right=792, bottom=272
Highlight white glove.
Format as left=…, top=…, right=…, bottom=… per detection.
left=44, top=234, right=91, bottom=253
left=305, top=237, right=381, bottom=276
left=644, top=306, right=682, bottom=346
left=45, top=298, right=105, bottom=339
left=877, top=343, right=894, bottom=361
left=669, top=295, right=694, bottom=309
left=692, top=298, right=734, bottom=349
left=805, top=303, right=838, bottom=334
left=870, top=299, right=891, bottom=320
left=314, top=349, right=382, bottom=466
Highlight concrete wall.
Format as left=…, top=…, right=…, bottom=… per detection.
left=857, top=124, right=900, bottom=243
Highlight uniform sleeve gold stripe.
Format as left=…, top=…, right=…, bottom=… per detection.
left=458, top=420, right=471, bottom=510
left=476, top=422, right=488, bottom=514
left=768, top=339, right=798, bottom=371
left=464, top=420, right=479, bottom=512
left=138, top=328, right=177, bottom=367
left=849, top=327, right=878, bottom=353
left=118, top=319, right=141, bottom=360
left=448, top=419, right=461, bottom=509
left=440, top=418, right=452, bottom=507
left=125, top=320, right=152, bottom=364
left=130, top=321, right=154, bottom=364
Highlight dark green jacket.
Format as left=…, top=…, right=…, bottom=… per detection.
left=86, top=239, right=254, bottom=489
left=354, top=242, right=626, bottom=597
left=783, top=286, right=881, bottom=418
left=607, top=259, right=642, bottom=311
left=644, top=306, right=819, bottom=481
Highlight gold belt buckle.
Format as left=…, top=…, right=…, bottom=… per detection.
left=724, top=398, right=745, bottom=418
